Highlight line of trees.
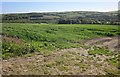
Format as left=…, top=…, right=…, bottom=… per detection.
left=2, top=11, right=120, bottom=25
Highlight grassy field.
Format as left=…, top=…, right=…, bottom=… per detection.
left=2, top=23, right=119, bottom=59
left=1, top=23, right=120, bottom=75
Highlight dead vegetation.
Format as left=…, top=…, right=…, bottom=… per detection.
left=2, top=36, right=119, bottom=75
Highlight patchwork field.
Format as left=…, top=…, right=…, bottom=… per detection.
left=1, top=23, right=120, bottom=75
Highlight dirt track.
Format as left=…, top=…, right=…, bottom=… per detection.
left=85, top=36, right=119, bottom=52
left=2, top=36, right=119, bottom=75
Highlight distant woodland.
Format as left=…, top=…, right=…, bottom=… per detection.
left=2, top=11, right=120, bottom=25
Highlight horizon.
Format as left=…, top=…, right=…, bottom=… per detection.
left=2, top=10, right=118, bottom=14
left=2, top=2, right=118, bottom=14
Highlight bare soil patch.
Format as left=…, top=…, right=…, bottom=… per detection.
left=2, top=35, right=23, bottom=44
left=85, top=36, right=119, bottom=52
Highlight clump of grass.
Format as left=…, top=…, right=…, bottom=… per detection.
left=95, top=63, right=102, bottom=67
left=75, top=62, right=87, bottom=68
left=55, top=58, right=65, bottom=65
left=58, top=65, right=69, bottom=71
left=44, top=61, right=56, bottom=68
left=106, top=55, right=118, bottom=67
left=105, top=68, right=119, bottom=75
left=88, top=47, right=113, bottom=56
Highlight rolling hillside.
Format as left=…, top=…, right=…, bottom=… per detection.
left=2, top=11, right=119, bottom=25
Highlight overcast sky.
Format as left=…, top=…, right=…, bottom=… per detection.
left=1, top=1, right=119, bottom=14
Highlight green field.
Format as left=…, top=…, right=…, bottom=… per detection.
left=2, top=23, right=119, bottom=58
left=2, top=23, right=120, bottom=75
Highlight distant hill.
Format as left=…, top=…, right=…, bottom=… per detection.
left=2, top=11, right=120, bottom=25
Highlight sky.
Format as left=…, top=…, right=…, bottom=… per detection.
left=1, top=0, right=120, bottom=2
left=1, top=2, right=119, bottom=14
